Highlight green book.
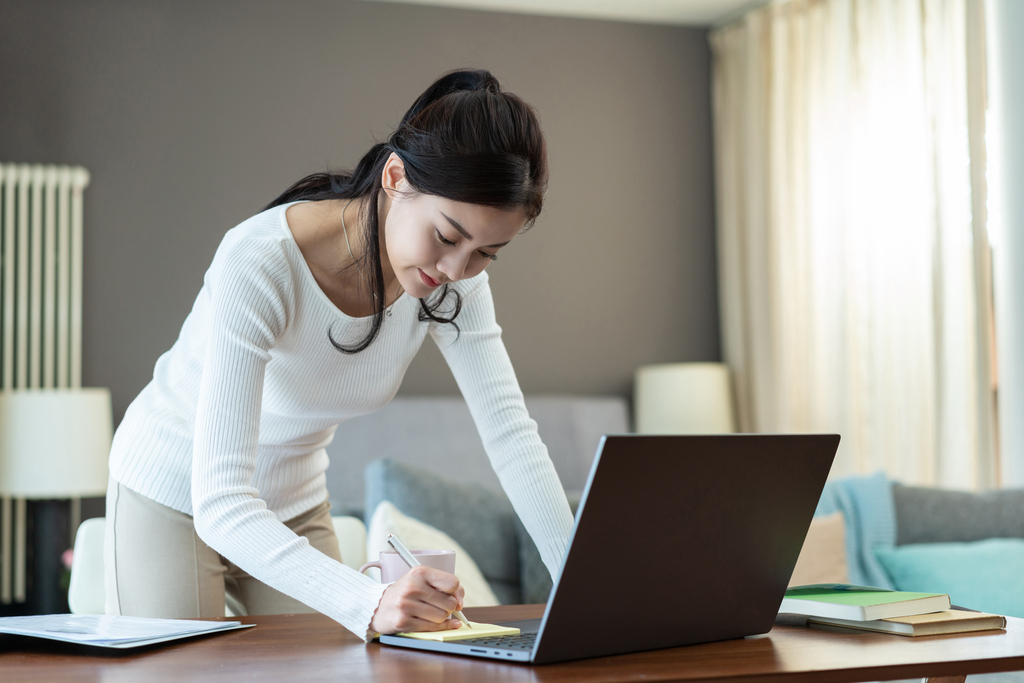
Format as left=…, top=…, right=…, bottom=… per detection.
left=780, top=584, right=951, bottom=621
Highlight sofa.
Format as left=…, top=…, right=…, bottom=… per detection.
left=328, top=397, right=1024, bottom=619
left=323, top=395, right=629, bottom=518
left=881, top=483, right=1024, bottom=616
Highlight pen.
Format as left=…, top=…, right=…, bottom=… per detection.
left=387, top=533, right=471, bottom=629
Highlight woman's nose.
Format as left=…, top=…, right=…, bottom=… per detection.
left=439, top=252, right=470, bottom=282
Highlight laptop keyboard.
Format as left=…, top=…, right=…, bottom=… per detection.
left=459, top=632, right=537, bottom=651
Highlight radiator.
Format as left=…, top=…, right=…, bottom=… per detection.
left=0, top=163, right=90, bottom=605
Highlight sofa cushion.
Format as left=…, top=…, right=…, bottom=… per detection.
left=331, top=516, right=367, bottom=571
left=875, top=539, right=1024, bottom=618
left=892, top=484, right=1024, bottom=545
left=365, top=501, right=499, bottom=607
left=788, top=512, right=849, bottom=587
left=327, top=396, right=629, bottom=517
left=364, top=459, right=522, bottom=604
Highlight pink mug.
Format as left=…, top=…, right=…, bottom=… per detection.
left=358, top=549, right=456, bottom=583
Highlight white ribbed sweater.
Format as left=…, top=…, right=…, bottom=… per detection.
left=108, top=203, right=574, bottom=640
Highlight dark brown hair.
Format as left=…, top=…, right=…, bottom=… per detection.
left=265, top=69, right=549, bottom=353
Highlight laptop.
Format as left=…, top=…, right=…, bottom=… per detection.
left=380, top=433, right=839, bottom=664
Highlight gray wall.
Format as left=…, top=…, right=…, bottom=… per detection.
left=0, top=0, right=718, bottom=425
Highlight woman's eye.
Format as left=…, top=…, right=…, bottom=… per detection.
left=435, top=228, right=496, bottom=261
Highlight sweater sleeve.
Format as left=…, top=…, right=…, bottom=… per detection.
left=430, top=274, right=574, bottom=580
left=190, top=238, right=387, bottom=641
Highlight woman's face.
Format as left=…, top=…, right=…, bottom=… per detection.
left=380, top=155, right=529, bottom=299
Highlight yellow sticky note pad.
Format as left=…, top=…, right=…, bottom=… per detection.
left=396, top=621, right=520, bottom=642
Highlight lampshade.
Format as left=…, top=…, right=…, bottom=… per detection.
left=0, top=388, right=112, bottom=498
left=634, top=363, right=736, bottom=434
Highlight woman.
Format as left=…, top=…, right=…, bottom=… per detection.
left=104, top=69, right=574, bottom=641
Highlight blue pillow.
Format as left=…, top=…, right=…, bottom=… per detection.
left=875, top=538, right=1024, bottom=618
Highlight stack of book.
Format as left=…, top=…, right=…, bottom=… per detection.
left=780, top=584, right=1006, bottom=637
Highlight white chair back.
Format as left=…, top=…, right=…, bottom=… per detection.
left=68, top=517, right=106, bottom=614
left=68, top=516, right=369, bottom=614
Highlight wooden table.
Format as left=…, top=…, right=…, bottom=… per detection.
left=3, top=605, right=1024, bottom=683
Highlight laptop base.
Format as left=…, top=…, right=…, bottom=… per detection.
left=380, top=619, right=540, bottom=662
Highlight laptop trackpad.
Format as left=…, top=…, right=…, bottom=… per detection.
left=498, top=619, right=541, bottom=635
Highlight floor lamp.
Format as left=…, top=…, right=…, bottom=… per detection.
left=0, top=388, right=111, bottom=609
left=634, top=363, right=737, bottom=434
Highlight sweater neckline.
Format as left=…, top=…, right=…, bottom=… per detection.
left=276, top=201, right=410, bottom=322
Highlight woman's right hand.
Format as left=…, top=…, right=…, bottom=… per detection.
left=369, top=565, right=466, bottom=634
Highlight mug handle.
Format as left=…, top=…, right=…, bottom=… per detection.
left=358, top=560, right=381, bottom=575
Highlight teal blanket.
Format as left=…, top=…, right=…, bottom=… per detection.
left=814, top=471, right=896, bottom=589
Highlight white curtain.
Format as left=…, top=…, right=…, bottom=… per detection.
left=710, top=0, right=997, bottom=488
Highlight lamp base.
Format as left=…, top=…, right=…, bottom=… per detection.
left=0, top=497, right=103, bottom=616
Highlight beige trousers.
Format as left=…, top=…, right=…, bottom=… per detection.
left=104, top=478, right=342, bottom=618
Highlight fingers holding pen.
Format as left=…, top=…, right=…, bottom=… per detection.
left=418, top=565, right=465, bottom=610
left=404, top=566, right=463, bottom=617
left=370, top=565, right=466, bottom=634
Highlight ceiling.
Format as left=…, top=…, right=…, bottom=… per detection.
left=357, top=0, right=762, bottom=26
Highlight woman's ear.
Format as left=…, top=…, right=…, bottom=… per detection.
left=381, top=153, right=408, bottom=199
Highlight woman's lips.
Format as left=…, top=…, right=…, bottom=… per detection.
left=419, top=269, right=440, bottom=288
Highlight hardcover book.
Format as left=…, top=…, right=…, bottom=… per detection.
left=780, top=584, right=951, bottom=621
left=807, top=609, right=1006, bottom=636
